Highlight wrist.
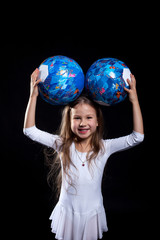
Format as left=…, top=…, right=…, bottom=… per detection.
left=131, top=97, right=139, bottom=105
left=29, top=94, right=38, bottom=100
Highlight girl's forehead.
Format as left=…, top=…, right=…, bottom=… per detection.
left=71, top=103, right=97, bottom=115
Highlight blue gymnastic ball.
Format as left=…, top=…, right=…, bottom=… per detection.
left=85, top=58, right=131, bottom=106
left=38, top=55, right=84, bottom=105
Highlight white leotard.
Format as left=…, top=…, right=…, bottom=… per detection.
left=23, top=126, right=144, bottom=240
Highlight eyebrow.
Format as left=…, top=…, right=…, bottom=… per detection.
left=72, top=113, right=95, bottom=116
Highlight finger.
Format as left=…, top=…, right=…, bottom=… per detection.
left=31, top=68, right=38, bottom=77
left=130, top=74, right=136, bottom=88
left=31, top=68, right=39, bottom=82
left=125, top=78, right=132, bottom=89
left=33, top=79, right=42, bottom=87
left=124, top=86, right=130, bottom=93
left=131, top=73, right=136, bottom=82
left=36, top=79, right=42, bottom=85
left=127, top=78, right=131, bottom=85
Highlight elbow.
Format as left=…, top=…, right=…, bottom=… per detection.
left=23, top=125, right=36, bottom=138
left=23, top=128, right=27, bottom=135
left=23, top=128, right=30, bottom=138
left=133, top=131, right=144, bottom=144
left=138, top=133, right=144, bottom=143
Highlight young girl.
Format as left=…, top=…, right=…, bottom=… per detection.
left=23, top=68, right=144, bottom=240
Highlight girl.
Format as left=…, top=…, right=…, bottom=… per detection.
left=23, top=68, right=144, bottom=240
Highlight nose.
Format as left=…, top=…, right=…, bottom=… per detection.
left=80, top=118, right=87, bottom=126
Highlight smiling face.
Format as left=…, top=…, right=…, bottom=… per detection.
left=70, top=103, right=98, bottom=141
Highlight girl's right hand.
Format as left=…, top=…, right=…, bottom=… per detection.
left=30, top=68, right=41, bottom=97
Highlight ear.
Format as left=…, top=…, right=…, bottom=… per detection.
left=96, top=121, right=98, bottom=127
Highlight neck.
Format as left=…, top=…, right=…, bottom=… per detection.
left=75, top=137, right=92, bottom=152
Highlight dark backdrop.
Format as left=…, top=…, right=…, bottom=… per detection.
left=4, top=23, right=157, bottom=240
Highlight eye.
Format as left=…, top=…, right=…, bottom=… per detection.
left=87, top=116, right=93, bottom=119
left=74, top=116, right=81, bottom=120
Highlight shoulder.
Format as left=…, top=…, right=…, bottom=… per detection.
left=23, top=125, right=62, bottom=150
left=101, top=139, right=112, bottom=151
left=102, top=131, right=144, bottom=155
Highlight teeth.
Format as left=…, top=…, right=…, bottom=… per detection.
left=79, top=129, right=89, bottom=131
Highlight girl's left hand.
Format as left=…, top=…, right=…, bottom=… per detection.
left=124, top=74, right=139, bottom=103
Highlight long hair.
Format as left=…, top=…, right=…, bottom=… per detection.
left=45, top=95, right=104, bottom=198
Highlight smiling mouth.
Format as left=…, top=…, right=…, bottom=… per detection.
left=78, top=129, right=90, bottom=134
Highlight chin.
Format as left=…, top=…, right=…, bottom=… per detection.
left=77, top=133, right=92, bottom=140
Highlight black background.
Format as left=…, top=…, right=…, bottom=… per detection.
left=3, top=8, right=158, bottom=240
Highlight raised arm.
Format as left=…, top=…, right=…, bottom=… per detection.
left=124, top=74, right=144, bottom=134
left=23, top=68, right=41, bottom=129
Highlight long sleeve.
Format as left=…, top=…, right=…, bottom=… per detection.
left=23, top=125, right=62, bottom=152
left=104, top=131, right=144, bottom=156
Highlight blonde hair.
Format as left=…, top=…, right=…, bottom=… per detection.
left=45, top=96, right=104, bottom=198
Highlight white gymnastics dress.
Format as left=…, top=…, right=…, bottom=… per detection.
left=23, top=126, right=144, bottom=240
